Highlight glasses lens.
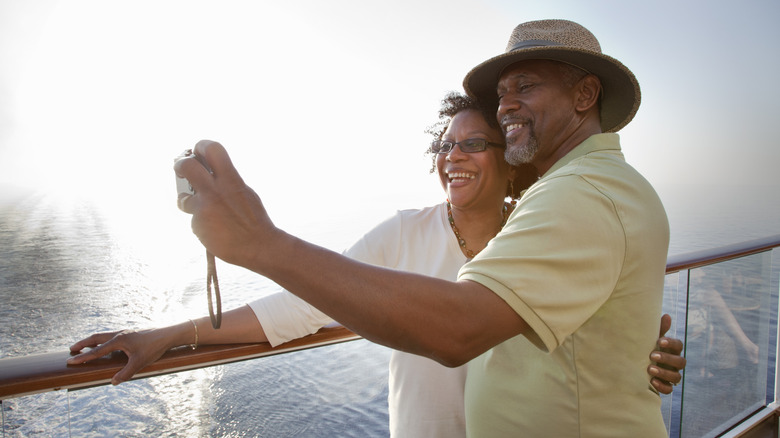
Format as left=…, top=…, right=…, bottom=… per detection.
left=432, top=140, right=453, bottom=154
left=461, top=139, right=488, bottom=152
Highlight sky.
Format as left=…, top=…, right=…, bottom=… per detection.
left=1, top=0, right=779, bottom=241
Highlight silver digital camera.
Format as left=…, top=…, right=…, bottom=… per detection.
left=174, top=148, right=222, bottom=329
left=174, top=149, right=211, bottom=196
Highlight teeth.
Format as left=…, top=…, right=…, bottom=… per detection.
left=506, top=123, right=525, bottom=132
left=448, top=172, right=475, bottom=180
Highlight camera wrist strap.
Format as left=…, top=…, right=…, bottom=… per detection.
left=206, top=251, right=222, bottom=329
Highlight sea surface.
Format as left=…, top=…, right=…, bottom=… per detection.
left=0, top=183, right=778, bottom=437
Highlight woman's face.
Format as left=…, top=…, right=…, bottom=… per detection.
left=436, top=109, right=513, bottom=210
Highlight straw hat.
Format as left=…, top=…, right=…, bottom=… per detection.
left=463, top=19, right=640, bottom=132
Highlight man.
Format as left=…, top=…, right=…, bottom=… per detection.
left=457, top=19, right=668, bottom=435
left=175, top=19, right=670, bottom=436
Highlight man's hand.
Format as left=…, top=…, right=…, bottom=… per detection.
left=174, top=140, right=280, bottom=270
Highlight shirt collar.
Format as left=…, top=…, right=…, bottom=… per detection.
left=541, top=133, right=621, bottom=178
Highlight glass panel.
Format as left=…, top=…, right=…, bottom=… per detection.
left=66, top=366, right=230, bottom=436
left=768, top=248, right=780, bottom=405
left=661, top=270, right=686, bottom=437
left=3, top=249, right=778, bottom=437
left=6, top=339, right=389, bottom=436
left=680, top=252, right=774, bottom=437
left=201, top=340, right=390, bottom=436
left=0, top=391, right=70, bottom=437
left=2, top=339, right=390, bottom=436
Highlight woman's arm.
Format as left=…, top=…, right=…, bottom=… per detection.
left=68, top=304, right=267, bottom=384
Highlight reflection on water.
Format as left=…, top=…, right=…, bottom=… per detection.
left=0, top=189, right=391, bottom=437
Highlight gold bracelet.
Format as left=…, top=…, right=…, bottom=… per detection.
left=189, top=319, right=198, bottom=350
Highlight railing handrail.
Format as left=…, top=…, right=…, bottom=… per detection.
left=665, top=234, right=780, bottom=273
left=2, top=233, right=779, bottom=401
left=0, top=326, right=359, bottom=399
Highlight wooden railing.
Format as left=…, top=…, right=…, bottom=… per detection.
left=665, top=234, right=780, bottom=273
left=0, top=326, right=359, bottom=399
left=1, top=234, right=779, bottom=404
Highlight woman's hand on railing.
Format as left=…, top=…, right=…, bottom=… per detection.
left=648, top=313, right=687, bottom=394
left=66, top=307, right=272, bottom=385
left=67, top=324, right=186, bottom=385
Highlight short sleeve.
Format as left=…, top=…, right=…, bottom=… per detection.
left=458, top=174, right=625, bottom=352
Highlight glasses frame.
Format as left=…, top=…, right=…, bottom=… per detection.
left=431, top=138, right=506, bottom=154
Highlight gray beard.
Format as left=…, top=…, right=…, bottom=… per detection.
left=505, top=135, right=539, bottom=166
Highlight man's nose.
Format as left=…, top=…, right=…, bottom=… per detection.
left=497, top=94, right=520, bottom=119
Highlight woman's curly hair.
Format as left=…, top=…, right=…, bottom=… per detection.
left=424, top=91, right=537, bottom=198
left=424, top=92, right=500, bottom=158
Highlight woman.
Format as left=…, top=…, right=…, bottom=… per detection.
left=69, top=92, right=685, bottom=437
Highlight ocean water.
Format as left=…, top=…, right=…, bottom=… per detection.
left=0, top=183, right=779, bottom=437
left=0, top=188, right=393, bottom=437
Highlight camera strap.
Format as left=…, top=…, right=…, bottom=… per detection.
left=206, top=251, right=222, bottom=329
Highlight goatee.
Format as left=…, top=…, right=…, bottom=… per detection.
left=505, top=135, right=539, bottom=166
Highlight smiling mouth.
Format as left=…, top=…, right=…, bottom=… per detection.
left=448, top=172, right=476, bottom=183
left=504, top=122, right=527, bottom=134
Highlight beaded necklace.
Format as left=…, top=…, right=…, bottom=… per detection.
left=447, top=200, right=514, bottom=259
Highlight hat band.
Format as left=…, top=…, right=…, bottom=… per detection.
left=508, top=39, right=564, bottom=52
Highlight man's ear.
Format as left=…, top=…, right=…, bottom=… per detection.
left=575, top=74, right=601, bottom=113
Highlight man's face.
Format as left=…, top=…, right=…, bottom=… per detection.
left=495, top=60, right=580, bottom=168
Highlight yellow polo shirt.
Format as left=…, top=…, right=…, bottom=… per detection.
left=459, top=133, right=669, bottom=437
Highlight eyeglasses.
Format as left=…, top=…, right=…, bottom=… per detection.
left=431, top=138, right=505, bottom=154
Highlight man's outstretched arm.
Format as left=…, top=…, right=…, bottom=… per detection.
left=174, top=140, right=529, bottom=367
